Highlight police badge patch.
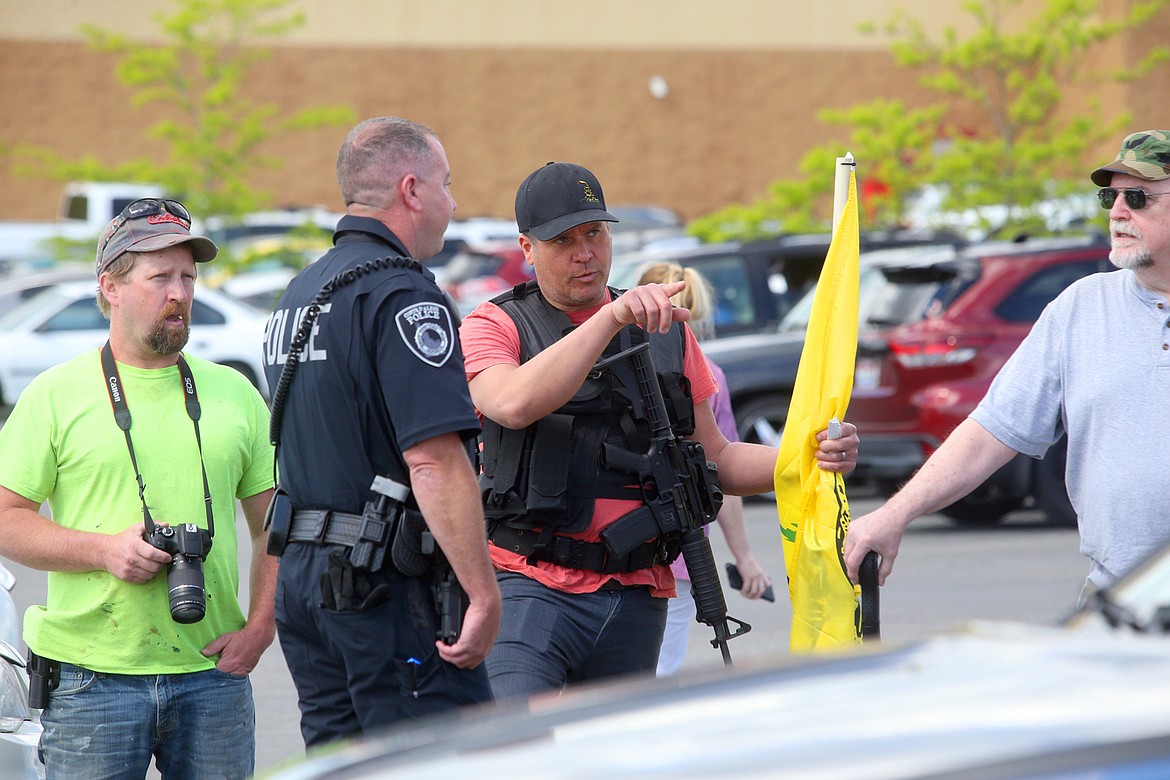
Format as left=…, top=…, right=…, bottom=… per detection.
left=395, top=301, right=455, bottom=367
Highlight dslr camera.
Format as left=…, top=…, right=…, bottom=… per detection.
left=146, top=523, right=213, bottom=624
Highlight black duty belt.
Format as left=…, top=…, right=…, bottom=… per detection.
left=289, top=510, right=366, bottom=547
left=488, top=524, right=676, bottom=574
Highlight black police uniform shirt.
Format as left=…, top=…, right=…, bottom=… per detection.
left=262, top=215, right=481, bottom=513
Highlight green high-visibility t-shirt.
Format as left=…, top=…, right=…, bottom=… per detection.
left=0, top=348, right=273, bottom=674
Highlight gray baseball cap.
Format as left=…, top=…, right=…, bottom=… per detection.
left=96, top=199, right=217, bottom=276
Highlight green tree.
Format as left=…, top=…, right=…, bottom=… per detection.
left=693, top=0, right=1169, bottom=241
left=10, top=0, right=355, bottom=267
left=690, top=101, right=945, bottom=241
left=881, top=0, right=1168, bottom=237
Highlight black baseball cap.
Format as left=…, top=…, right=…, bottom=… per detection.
left=515, top=162, right=619, bottom=241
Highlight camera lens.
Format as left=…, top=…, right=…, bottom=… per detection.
left=167, top=555, right=206, bottom=624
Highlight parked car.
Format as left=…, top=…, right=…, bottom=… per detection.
left=217, top=264, right=300, bottom=311
left=441, top=217, right=519, bottom=248
left=0, top=563, right=45, bottom=780
left=260, top=538, right=1170, bottom=780
left=700, top=236, right=1115, bottom=527
left=0, top=267, right=92, bottom=314
left=607, top=204, right=687, bottom=255
left=610, top=230, right=964, bottom=339
left=437, top=243, right=535, bottom=316
left=196, top=207, right=343, bottom=248
left=698, top=244, right=962, bottom=448
left=0, top=281, right=271, bottom=405
left=0, top=181, right=162, bottom=265
left=847, top=235, right=1116, bottom=526
left=432, top=218, right=520, bottom=272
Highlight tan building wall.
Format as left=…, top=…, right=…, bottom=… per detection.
left=0, top=0, right=1164, bottom=224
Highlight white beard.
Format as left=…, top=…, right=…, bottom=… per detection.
left=1109, top=220, right=1154, bottom=271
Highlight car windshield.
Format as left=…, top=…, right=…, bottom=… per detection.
left=778, top=264, right=903, bottom=332
left=777, top=249, right=971, bottom=334
left=863, top=264, right=965, bottom=328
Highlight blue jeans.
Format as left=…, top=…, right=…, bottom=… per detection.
left=39, top=663, right=254, bottom=780
left=486, top=571, right=668, bottom=700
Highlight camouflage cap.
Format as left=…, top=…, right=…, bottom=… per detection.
left=1090, top=130, right=1170, bottom=186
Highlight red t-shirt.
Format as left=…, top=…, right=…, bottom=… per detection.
left=460, top=295, right=717, bottom=597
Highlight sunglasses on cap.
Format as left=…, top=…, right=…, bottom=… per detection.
left=99, top=198, right=194, bottom=254
left=1096, top=187, right=1170, bottom=211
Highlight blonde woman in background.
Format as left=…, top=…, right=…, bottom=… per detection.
left=636, top=261, right=772, bottom=676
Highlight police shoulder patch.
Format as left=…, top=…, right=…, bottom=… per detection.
left=395, top=301, right=455, bottom=367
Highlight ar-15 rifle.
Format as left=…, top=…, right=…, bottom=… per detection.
left=593, top=342, right=750, bottom=664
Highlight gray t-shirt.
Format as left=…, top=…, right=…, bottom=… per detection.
left=971, top=269, right=1170, bottom=589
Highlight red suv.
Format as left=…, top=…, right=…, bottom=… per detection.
left=849, top=235, right=1116, bottom=526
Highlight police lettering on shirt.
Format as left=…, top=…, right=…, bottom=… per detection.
left=263, top=303, right=332, bottom=367
left=395, top=302, right=455, bottom=367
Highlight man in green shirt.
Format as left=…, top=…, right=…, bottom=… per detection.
left=0, top=198, right=277, bottom=779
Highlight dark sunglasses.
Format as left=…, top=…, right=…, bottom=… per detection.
left=1096, top=187, right=1170, bottom=211
left=99, top=198, right=193, bottom=254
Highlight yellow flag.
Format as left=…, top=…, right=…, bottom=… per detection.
left=774, top=168, right=861, bottom=652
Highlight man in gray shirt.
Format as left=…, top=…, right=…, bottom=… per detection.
left=844, top=130, right=1170, bottom=598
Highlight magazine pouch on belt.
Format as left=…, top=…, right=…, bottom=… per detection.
left=264, top=486, right=293, bottom=556
left=527, top=413, right=573, bottom=514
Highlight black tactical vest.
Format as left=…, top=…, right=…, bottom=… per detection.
left=480, top=281, right=695, bottom=534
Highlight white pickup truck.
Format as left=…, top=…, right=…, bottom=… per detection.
left=0, top=181, right=163, bottom=264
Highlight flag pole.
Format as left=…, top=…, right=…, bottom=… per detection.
left=826, top=152, right=856, bottom=438
left=832, top=152, right=855, bottom=238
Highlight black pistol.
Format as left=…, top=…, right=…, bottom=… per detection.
left=434, top=566, right=468, bottom=645
left=421, top=529, right=468, bottom=645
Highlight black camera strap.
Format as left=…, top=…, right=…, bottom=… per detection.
left=100, top=342, right=215, bottom=540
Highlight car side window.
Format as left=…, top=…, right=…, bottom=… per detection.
left=769, top=257, right=823, bottom=321
left=36, top=298, right=107, bottom=332
left=994, top=260, right=1109, bottom=323
left=691, top=255, right=754, bottom=331
left=192, top=299, right=225, bottom=326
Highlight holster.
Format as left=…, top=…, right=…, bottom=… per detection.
left=26, top=649, right=59, bottom=710
left=389, top=507, right=431, bottom=577
left=348, top=497, right=392, bottom=572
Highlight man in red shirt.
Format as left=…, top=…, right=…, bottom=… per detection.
left=460, top=162, right=859, bottom=698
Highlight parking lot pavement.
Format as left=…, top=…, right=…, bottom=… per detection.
left=686, top=488, right=1086, bottom=672
left=3, top=479, right=1087, bottom=776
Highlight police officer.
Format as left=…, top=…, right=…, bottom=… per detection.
left=459, top=162, right=860, bottom=699
left=263, top=117, right=500, bottom=748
